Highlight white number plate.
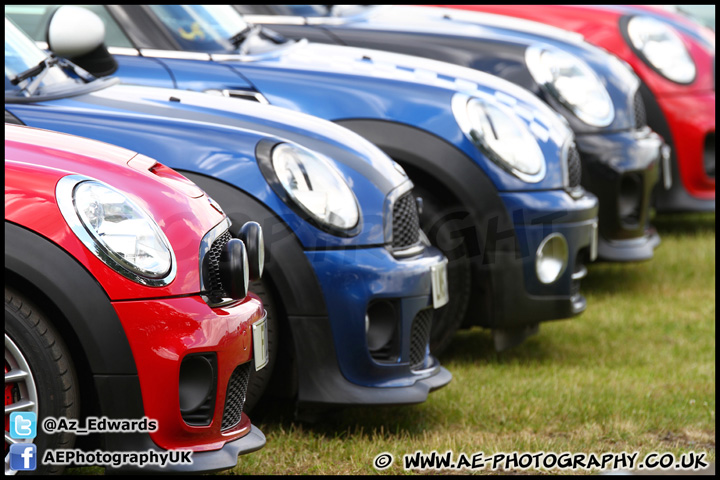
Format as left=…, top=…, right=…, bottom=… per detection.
left=252, top=313, right=269, bottom=371
left=431, top=259, right=449, bottom=309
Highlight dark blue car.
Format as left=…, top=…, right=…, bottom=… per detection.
left=9, top=5, right=601, bottom=354
left=232, top=4, right=667, bottom=260
left=4, top=18, right=452, bottom=417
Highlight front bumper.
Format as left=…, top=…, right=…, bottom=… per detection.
left=575, top=128, right=662, bottom=262
left=291, top=245, right=452, bottom=407
left=654, top=91, right=715, bottom=212
left=476, top=189, right=599, bottom=330
left=106, top=295, right=265, bottom=456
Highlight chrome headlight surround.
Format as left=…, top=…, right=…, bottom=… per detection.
left=256, top=139, right=362, bottom=236
left=526, top=45, right=615, bottom=128
left=56, top=174, right=176, bottom=286
left=623, top=15, right=696, bottom=85
left=453, top=93, right=546, bottom=183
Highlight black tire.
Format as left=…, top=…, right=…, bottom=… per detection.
left=5, top=287, right=79, bottom=475
left=243, top=279, right=280, bottom=414
left=412, top=185, right=472, bottom=356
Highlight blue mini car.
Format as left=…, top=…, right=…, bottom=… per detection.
left=4, top=18, right=452, bottom=416
left=8, top=5, right=601, bottom=353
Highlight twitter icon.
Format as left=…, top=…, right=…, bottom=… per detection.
left=10, top=412, right=36, bottom=439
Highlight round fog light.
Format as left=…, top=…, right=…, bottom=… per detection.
left=536, top=233, right=569, bottom=284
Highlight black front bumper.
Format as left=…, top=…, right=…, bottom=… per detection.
left=576, top=128, right=663, bottom=262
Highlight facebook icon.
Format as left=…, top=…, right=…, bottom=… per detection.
left=9, top=443, right=37, bottom=471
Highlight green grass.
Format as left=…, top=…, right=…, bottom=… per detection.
left=231, top=212, right=715, bottom=475
left=68, top=212, right=715, bottom=475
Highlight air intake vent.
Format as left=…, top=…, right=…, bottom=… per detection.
left=202, top=230, right=233, bottom=299
left=633, top=89, right=647, bottom=128
left=409, top=309, right=433, bottom=371
left=221, top=362, right=251, bottom=431
left=392, top=192, right=421, bottom=250
left=566, top=143, right=582, bottom=189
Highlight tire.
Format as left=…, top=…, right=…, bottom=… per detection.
left=243, top=279, right=279, bottom=414
left=412, top=185, right=472, bottom=356
left=5, top=287, right=79, bottom=475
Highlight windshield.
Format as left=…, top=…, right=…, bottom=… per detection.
left=4, top=17, right=75, bottom=93
left=147, top=5, right=251, bottom=52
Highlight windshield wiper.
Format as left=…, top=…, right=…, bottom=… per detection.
left=229, top=24, right=287, bottom=55
left=9, top=54, right=96, bottom=97
left=9, top=55, right=59, bottom=96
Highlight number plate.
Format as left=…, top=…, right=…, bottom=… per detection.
left=252, top=313, right=269, bottom=371
left=431, top=259, right=449, bottom=309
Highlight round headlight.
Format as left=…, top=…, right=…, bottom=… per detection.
left=454, top=94, right=546, bottom=182
left=271, top=143, right=360, bottom=232
left=57, top=175, right=176, bottom=286
left=626, top=15, right=696, bottom=84
left=526, top=46, right=615, bottom=128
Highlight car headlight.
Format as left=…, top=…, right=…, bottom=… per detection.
left=526, top=46, right=615, bottom=128
left=625, top=15, right=696, bottom=84
left=266, top=142, right=360, bottom=233
left=56, top=175, right=176, bottom=286
left=453, top=94, right=546, bottom=183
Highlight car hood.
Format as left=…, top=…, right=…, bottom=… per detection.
left=344, top=5, right=587, bottom=45
left=6, top=83, right=408, bottom=248
left=4, top=123, right=226, bottom=300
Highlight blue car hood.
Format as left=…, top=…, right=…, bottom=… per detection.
left=213, top=41, right=574, bottom=191
left=6, top=84, right=408, bottom=248
left=276, top=5, right=641, bottom=131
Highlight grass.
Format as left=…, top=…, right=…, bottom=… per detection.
left=231, top=212, right=715, bottom=475
left=68, top=212, right=715, bottom=475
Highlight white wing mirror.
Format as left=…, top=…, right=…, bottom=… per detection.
left=48, top=5, right=106, bottom=58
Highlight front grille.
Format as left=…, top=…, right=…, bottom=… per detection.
left=633, top=89, right=647, bottom=128
left=392, top=192, right=420, bottom=249
left=409, top=309, right=433, bottom=370
left=203, top=230, right=232, bottom=298
left=566, top=143, right=582, bottom=188
left=221, top=362, right=251, bottom=431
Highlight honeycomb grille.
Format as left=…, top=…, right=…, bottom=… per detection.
left=409, top=309, right=433, bottom=370
left=392, top=192, right=420, bottom=249
left=567, top=144, right=582, bottom=189
left=221, top=362, right=251, bottom=431
left=204, top=230, right=232, bottom=298
left=633, top=89, right=647, bottom=128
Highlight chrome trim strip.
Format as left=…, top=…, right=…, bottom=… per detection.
left=210, top=38, right=307, bottom=63
left=56, top=175, right=177, bottom=287
left=242, top=14, right=306, bottom=25
left=140, top=49, right=211, bottom=60
left=107, top=46, right=140, bottom=56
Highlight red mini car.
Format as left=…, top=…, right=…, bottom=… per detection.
left=5, top=124, right=267, bottom=474
left=441, top=4, right=715, bottom=212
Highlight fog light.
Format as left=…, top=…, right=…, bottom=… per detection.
left=366, top=301, right=397, bottom=353
left=179, top=354, right=216, bottom=421
left=536, top=233, right=568, bottom=284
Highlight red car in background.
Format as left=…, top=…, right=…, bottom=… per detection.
left=5, top=124, right=267, bottom=474
left=440, top=5, right=715, bottom=213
